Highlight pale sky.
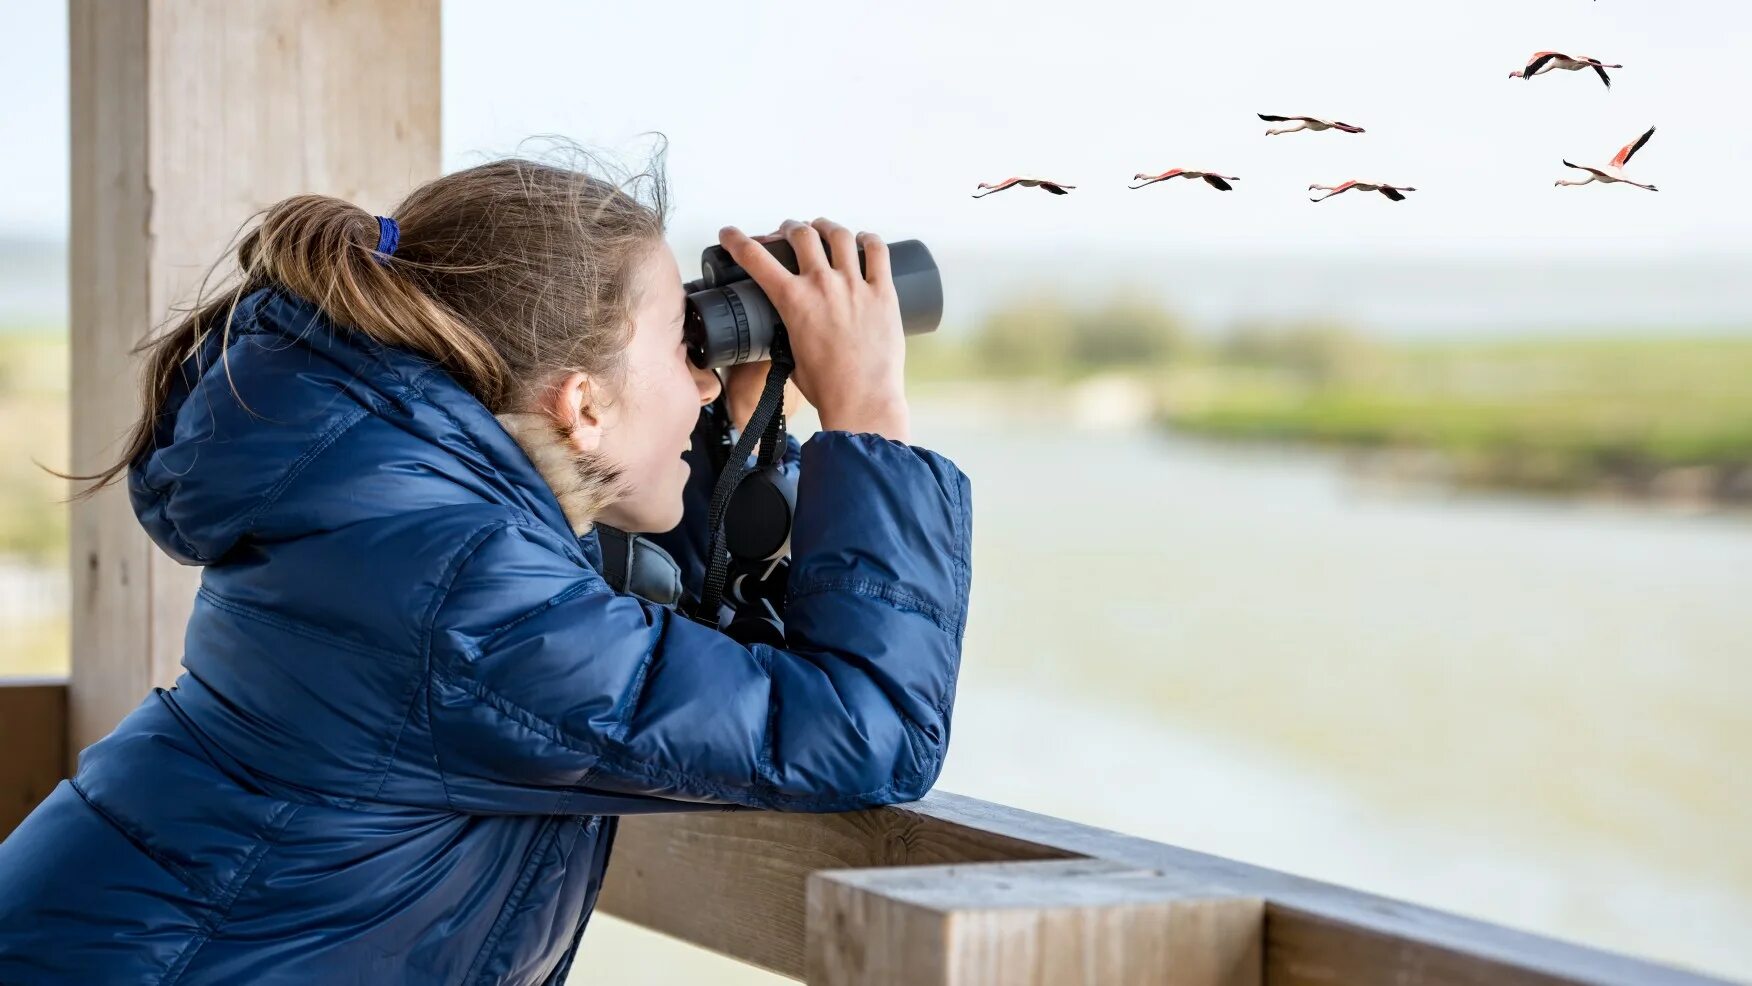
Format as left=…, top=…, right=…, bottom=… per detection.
left=4, top=0, right=1751, bottom=257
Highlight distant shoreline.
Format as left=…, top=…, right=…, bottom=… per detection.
left=907, top=374, right=1752, bottom=512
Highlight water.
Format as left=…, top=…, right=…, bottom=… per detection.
left=576, top=394, right=1752, bottom=983
left=0, top=239, right=64, bottom=326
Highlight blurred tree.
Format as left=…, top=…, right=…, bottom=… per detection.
left=972, top=295, right=1076, bottom=377
left=972, top=291, right=1187, bottom=378
left=1219, top=317, right=1381, bottom=385
left=1070, top=290, right=1188, bottom=370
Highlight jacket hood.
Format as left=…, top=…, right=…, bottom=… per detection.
left=127, top=285, right=597, bottom=567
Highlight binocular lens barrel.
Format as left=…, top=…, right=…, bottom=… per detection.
left=684, top=238, right=942, bottom=369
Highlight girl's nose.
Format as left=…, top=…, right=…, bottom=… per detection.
left=694, top=363, right=722, bottom=406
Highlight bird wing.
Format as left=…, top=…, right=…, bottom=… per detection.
left=1203, top=174, right=1234, bottom=191
left=1042, top=182, right=1073, bottom=194
left=1524, top=52, right=1560, bottom=75
left=1592, top=63, right=1612, bottom=88
left=1612, top=126, right=1655, bottom=168
left=1380, top=186, right=1406, bottom=201
left=1257, top=113, right=1293, bottom=122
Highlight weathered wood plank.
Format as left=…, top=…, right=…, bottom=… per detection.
left=68, top=0, right=441, bottom=764
left=600, top=800, right=1074, bottom=977
left=600, top=791, right=1731, bottom=986
left=0, top=678, right=69, bottom=839
left=68, top=0, right=154, bottom=777
left=806, top=858, right=1262, bottom=986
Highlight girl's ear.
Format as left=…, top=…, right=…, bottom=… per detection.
left=549, top=370, right=606, bottom=454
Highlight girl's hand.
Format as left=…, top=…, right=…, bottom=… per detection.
left=722, top=360, right=802, bottom=436
left=717, top=218, right=910, bottom=443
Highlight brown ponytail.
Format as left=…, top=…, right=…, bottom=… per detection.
left=50, top=138, right=670, bottom=504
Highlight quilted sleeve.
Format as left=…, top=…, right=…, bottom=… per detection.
left=426, top=431, right=972, bottom=815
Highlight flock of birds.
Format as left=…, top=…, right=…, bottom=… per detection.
left=972, top=42, right=1660, bottom=203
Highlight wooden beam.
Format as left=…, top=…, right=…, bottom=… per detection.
left=806, top=858, right=1262, bottom=986
left=600, top=798, right=1075, bottom=977
left=599, top=791, right=1732, bottom=986
left=0, top=679, right=68, bottom=839
left=67, top=0, right=441, bottom=761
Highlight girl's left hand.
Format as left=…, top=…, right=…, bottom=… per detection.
left=723, top=361, right=803, bottom=435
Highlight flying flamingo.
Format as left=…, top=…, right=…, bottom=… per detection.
left=1259, top=114, right=1365, bottom=136
left=1308, top=181, right=1417, bottom=202
left=1509, top=51, right=1622, bottom=88
left=972, top=176, right=1076, bottom=198
left=1556, top=125, right=1658, bottom=191
left=1129, top=168, right=1240, bottom=191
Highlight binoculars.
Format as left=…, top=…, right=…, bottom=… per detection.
left=682, top=237, right=943, bottom=369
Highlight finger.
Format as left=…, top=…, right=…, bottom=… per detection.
left=782, top=218, right=829, bottom=275
left=811, top=218, right=858, bottom=276
left=718, top=226, right=795, bottom=290
left=857, top=230, right=891, bottom=288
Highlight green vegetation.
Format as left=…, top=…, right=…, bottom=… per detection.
left=929, top=299, right=1752, bottom=501
left=1, top=327, right=69, bottom=678
left=0, top=328, right=70, bottom=563
left=908, top=291, right=1188, bottom=383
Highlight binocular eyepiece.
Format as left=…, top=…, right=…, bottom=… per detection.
left=682, top=238, right=943, bottom=369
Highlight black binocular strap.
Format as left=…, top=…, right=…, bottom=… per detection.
left=693, top=348, right=794, bottom=625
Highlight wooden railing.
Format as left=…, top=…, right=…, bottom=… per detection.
left=0, top=677, right=66, bottom=838
left=1, top=678, right=1732, bottom=985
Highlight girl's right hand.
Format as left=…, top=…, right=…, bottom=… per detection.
left=717, top=218, right=910, bottom=443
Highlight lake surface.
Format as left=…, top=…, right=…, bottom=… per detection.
left=578, top=393, right=1752, bottom=983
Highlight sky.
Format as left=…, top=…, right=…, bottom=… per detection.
left=3, top=0, right=1751, bottom=255
left=440, top=0, right=1752, bottom=257
left=3, top=0, right=1751, bottom=334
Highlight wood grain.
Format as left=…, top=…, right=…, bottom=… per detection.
left=807, top=858, right=1262, bottom=986
left=601, top=792, right=1732, bottom=985
left=0, top=679, right=68, bottom=839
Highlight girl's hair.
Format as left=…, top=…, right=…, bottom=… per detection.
left=53, top=137, right=670, bottom=503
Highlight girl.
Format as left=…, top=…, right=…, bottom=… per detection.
left=0, top=151, right=972, bottom=984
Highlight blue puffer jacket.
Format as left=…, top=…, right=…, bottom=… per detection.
left=0, top=285, right=973, bottom=985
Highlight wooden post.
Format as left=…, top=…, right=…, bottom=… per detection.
left=806, top=859, right=1262, bottom=986
left=67, top=0, right=440, bottom=762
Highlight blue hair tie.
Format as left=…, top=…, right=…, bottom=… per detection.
left=373, top=216, right=400, bottom=265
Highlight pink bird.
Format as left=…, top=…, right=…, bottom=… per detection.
left=1308, top=180, right=1418, bottom=202
left=1556, top=125, right=1658, bottom=191
left=1259, top=113, right=1365, bottom=136
left=1129, top=168, right=1240, bottom=191
left=1509, top=51, right=1622, bottom=88
left=972, top=176, right=1076, bottom=198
